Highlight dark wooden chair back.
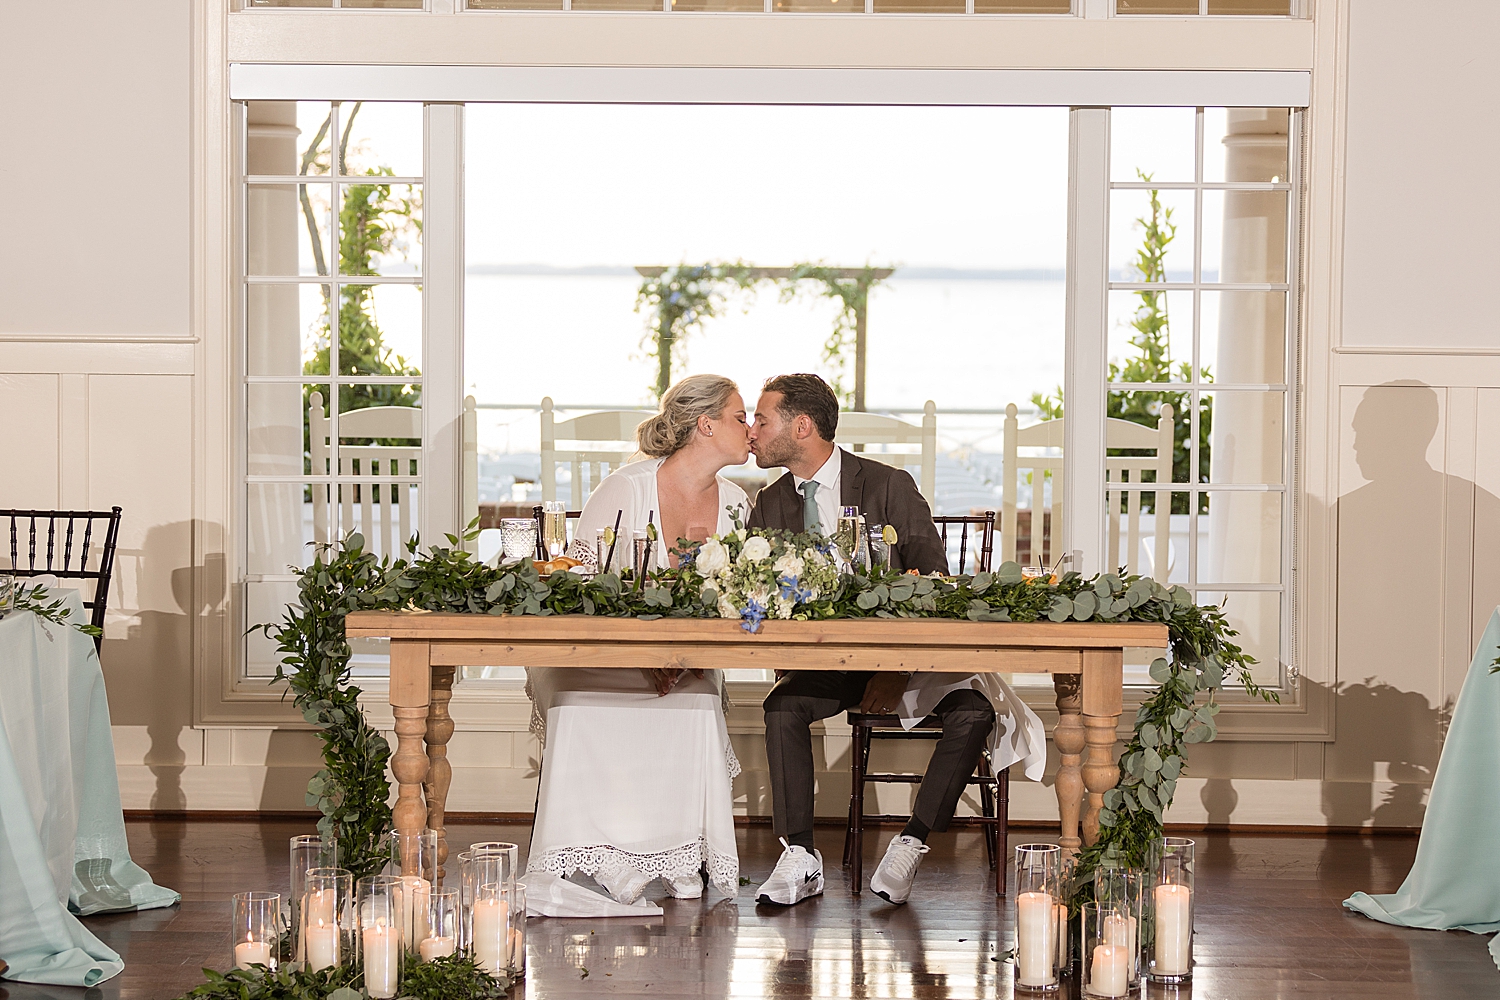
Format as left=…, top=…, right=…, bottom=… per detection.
left=933, top=511, right=996, bottom=575
left=1, top=507, right=123, bottom=653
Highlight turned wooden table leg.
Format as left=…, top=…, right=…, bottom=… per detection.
left=424, top=665, right=457, bottom=879
left=1052, top=673, right=1085, bottom=857
left=390, top=640, right=432, bottom=855
left=1081, top=648, right=1124, bottom=848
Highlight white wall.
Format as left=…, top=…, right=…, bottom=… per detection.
left=3, top=0, right=1498, bottom=827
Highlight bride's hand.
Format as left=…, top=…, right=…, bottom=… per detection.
left=641, top=667, right=682, bottom=696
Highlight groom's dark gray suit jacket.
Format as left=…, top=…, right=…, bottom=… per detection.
left=747, top=447, right=948, bottom=576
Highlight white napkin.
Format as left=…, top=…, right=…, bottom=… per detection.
left=523, top=872, right=663, bottom=918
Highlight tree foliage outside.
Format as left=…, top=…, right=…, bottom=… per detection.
left=296, top=103, right=422, bottom=459
left=1032, top=173, right=1211, bottom=513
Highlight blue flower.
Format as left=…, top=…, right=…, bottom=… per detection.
left=779, top=574, right=812, bottom=603
left=740, top=599, right=768, bottom=633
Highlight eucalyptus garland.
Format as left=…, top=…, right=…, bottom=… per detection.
left=175, top=953, right=510, bottom=1000
left=260, top=525, right=1268, bottom=914
left=6, top=583, right=104, bottom=639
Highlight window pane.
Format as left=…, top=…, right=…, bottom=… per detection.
left=1206, top=107, right=1290, bottom=183
left=1110, top=108, right=1196, bottom=183
left=245, top=580, right=301, bottom=678
left=333, top=284, right=424, bottom=375
left=573, top=0, right=661, bottom=7
left=248, top=383, right=326, bottom=476
left=672, top=0, right=763, bottom=8
left=874, top=0, right=964, bottom=10
left=1110, top=188, right=1194, bottom=283
left=247, top=284, right=329, bottom=377
left=1207, top=0, right=1291, bottom=12
left=1200, top=492, right=1282, bottom=582
left=294, top=102, right=336, bottom=176
left=337, top=183, right=422, bottom=276
left=246, top=485, right=318, bottom=576
left=1108, top=289, right=1192, bottom=383
left=1200, top=290, right=1285, bottom=384
left=975, top=0, right=1070, bottom=9
left=247, top=184, right=331, bottom=277
left=1201, top=392, right=1285, bottom=484
left=340, top=102, right=424, bottom=178
left=245, top=1, right=334, bottom=9
left=1197, top=590, right=1282, bottom=687
left=1204, top=188, right=1288, bottom=285
left=339, top=0, right=424, bottom=7
left=466, top=0, right=564, bottom=7
left=1117, top=0, right=1197, bottom=11
left=775, top=0, right=863, bottom=10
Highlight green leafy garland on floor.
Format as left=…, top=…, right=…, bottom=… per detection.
left=176, top=953, right=511, bottom=1000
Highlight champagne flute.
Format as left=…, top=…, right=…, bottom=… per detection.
left=837, top=506, right=867, bottom=569
left=541, top=501, right=567, bottom=560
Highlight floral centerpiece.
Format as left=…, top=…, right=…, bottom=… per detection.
left=686, top=519, right=843, bottom=630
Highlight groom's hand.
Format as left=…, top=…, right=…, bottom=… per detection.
left=860, top=672, right=909, bottom=716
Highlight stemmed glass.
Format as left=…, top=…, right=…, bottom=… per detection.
left=541, top=501, right=568, bottom=559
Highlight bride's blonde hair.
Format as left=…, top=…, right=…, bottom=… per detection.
left=636, top=374, right=739, bottom=459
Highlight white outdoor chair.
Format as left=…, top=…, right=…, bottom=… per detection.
left=1000, top=403, right=1175, bottom=580
left=834, top=402, right=937, bottom=505
left=309, top=392, right=421, bottom=562
left=539, top=398, right=656, bottom=506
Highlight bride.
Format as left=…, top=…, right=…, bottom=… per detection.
left=523, top=374, right=750, bottom=905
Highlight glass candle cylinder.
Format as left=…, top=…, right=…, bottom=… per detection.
left=289, top=836, right=335, bottom=967
left=1149, top=837, right=1196, bottom=983
left=303, top=867, right=353, bottom=973
left=541, top=500, right=568, bottom=559
left=1093, top=866, right=1144, bottom=986
left=472, top=881, right=510, bottom=976
left=462, top=843, right=518, bottom=961
left=357, top=875, right=404, bottom=999
left=391, top=829, right=438, bottom=953
left=500, top=519, right=538, bottom=562
left=1081, top=903, right=1131, bottom=999
left=231, top=892, right=281, bottom=972
left=509, top=882, right=527, bottom=979
left=1012, top=844, right=1061, bottom=992
left=419, top=888, right=460, bottom=963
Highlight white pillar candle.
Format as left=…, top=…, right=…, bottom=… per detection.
left=1101, top=912, right=1138, bottom=978
left=472, top=897, right=509, bottom=974
left=305, top=889, right=335, bottom=926
left=510, top=926, right=526, bottom=969
left=400, top=876, right=430, bottom=946
left=419, top=935, right=456, bottom=962
left=305, top=918, right=338, bottom=971
left=1053, top=902, right=1068, bottom=966
left=1089, top=944, right=1129, bottom=997
left=1153, top=883, right=1193, bottom=975
left=235, top=937, right=272, bottom=970
left=362, top=920, right=399, bottom=999
left=1015, top=891, right=1057, bottom=986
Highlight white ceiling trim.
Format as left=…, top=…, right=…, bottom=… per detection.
left=230, top=64, right=1311, bottom=108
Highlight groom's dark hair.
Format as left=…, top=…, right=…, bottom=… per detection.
left=762, top=374, right=839, bottom=443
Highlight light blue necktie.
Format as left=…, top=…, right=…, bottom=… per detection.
left=800, top=480, right=823, bottom=534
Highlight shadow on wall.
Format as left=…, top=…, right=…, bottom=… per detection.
left=101, top=521, right=225, bottom=812
left=1323, top=381, right=1500, bottom=828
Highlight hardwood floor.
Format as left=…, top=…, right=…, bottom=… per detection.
left=3, top=819, right=1493, bottom=1000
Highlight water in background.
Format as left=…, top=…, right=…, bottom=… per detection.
left=464, top=270, right=1066, bottom=514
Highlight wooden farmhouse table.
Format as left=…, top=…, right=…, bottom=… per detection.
left=345, top=612, right=1169, bottom=870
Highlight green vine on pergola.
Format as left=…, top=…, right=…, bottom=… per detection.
left=635, top=263, right=893, bottom=407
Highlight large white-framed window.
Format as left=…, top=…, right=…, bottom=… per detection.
left=230, top=72, right=1304, bottom=704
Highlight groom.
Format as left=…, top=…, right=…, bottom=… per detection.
left=746, top=374, right=996, bottom=905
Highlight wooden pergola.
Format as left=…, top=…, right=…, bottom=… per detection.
left=635, top=266, right=895, bottom=412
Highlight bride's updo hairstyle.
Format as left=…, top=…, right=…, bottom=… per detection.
left=636, top=374, right=739, bottom=459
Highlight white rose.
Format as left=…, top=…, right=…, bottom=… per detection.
left=775, top=597, right=795, bottom=619
left=696, top=538, right=729, bottom=575
left=773, top=553, right=805, bottom=579
left=717, top=595, right=740, bottom=620
left=741, top=536, right=772, bottom=563
left=748, top=584, right=771, bottom=606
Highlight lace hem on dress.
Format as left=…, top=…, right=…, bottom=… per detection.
left=526, top=837, right=740, bottom=892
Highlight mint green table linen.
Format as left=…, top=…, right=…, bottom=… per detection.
left=1343, top=606, right=1500, bottom=973
left=0, top=590, right=179, bottom=987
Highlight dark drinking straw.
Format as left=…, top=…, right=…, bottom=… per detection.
left=604, top=509, right=623, bottom=573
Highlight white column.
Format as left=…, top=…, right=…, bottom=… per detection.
left=244, top=101, right=306, bottom=578
left=1063, top=107, right=1110, bottom=576
left=1206, top=109, right=1288, bottom=665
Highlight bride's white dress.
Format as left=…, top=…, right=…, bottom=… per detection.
left=523, top=459, right=749, bottom=903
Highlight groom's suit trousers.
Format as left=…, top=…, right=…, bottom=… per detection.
left=763, top=670, right=995, bottom=850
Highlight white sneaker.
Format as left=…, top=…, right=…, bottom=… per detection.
left=756, top=838, right=824, bottom=906
left=665, top=872, right=705, bottom=899
left=869, top=835, right=929, bottom=904
left=596, top=857, right=652, bottom=905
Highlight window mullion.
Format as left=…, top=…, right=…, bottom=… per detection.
left=422, top=103, right=465, bottom=548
